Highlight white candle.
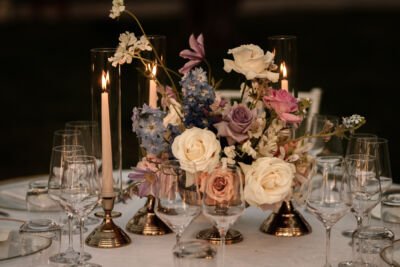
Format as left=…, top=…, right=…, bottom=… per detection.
left=149, top=65, right=158, bottom=108
left=280, top=62, right=289, bottom=91
left=101, top=71, right=114, bottom=197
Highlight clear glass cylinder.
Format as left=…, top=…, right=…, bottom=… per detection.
left=268, top=35, right=298, bottom=97
left=136, top=35, right=167, bottom=108
left=90, top=48, right=122, bottom=197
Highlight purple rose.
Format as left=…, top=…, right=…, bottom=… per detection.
left=214, top=103, right=256, bottom=145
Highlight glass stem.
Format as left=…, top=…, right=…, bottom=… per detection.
left=176, top=232, right=182, bottom=247
left=356, top=215, right=363, bottom=229
left=66, top=214, right=74, bottom=253
left=78, top=217, right=85, bottom=264
left=325, top=226, right=331, bottom=267
left=219, top=228, right=227, bottom=267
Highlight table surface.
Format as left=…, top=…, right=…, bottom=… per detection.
left=1, top=174, right=397, bottom=267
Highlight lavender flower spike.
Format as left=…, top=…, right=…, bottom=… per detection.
left=179, top=34, right=205, bottom=74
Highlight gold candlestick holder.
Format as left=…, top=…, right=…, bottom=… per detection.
left=259, top=200, right=311, bottom=237
left=125, top=195, right=171, bottom=235
left=86, top=197, right=131, bottom=248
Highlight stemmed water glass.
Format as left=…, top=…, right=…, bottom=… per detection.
left=155, top=160, right=202, bottom=253
left=59, top=155, right=102, bottom=267
left=339, top=154, right=381, bottom=266
left=306, top=156, right=350, bottom=267
left=342, top=133, right=378, bottom=237
left=65, top=121, right=102, bottom=225
left=47, top=145, right=87, bottom=264
left=202, top=163, right=246, bottom=267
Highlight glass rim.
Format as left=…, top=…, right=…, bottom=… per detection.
left=64, top=155, right=97, bottom=164
left=90, top=48, right=116, bottom=53
left=268, top=35, right=297, bottom=40
left=316, top=155, right=344, bottom=163
left=65, top=120, right=98, bottom=128
left=54, top=129, right=82, bottom=136
left=356, top=137, right=388, bottom=144
left=52, top=145, right=85, bottom=152
left=345, top=154, right=377, bottom=162
left=146, top=34, right=167, bottom=40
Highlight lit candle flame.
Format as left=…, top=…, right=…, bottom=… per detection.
left=280, top=62, right=287, bottom=78
left=102, top=70, right=110, bottom=90
left=152, top=65, right=157, bottom=76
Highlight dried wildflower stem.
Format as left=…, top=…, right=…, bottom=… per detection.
left=124, top=10, right=181, bottom=101
left=280, top=120, right=366, bottom=145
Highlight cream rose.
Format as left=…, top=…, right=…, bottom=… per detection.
left=172, top=127, right=221, bottom=175
left=239, top=157, right=295, bottom=207
left=163, top=98, right=183, bottom=127
left=223, top=44, right=279, bottom=81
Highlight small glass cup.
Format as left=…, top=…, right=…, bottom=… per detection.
left=173, top=240, right=216, bottom=267
left=352, top=226, right=394, bottom=266
left=25, top=179, right=62, bottom=231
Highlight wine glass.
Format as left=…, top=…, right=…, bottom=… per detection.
left=343, top=154, right=381, bottom=229
left=155, top=160, right=202, bottom=252
left=65, top=121, right=102, bottom=225
left=306, top=156, right=350, bottom=267
left=202, top=163, right=245, bottom=267
left=65, top=121, right=101, bottom=168
left=339, top=154, right=382, bottom=266
left=47, top=145, right=87, bottom=264
left=53, top=129, right=84, bottom=147
left=308, top=114, right=342, bottom=157
left=355, top=137, right=392, bottom=192
left=342, top=133, right=377, bottom=237
left=59, top=155, right=102, bottom=267
left=345, top=133, right=377, bottom=156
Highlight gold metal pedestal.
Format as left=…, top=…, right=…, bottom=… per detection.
left=260, top=200, right=311, bottom=237
left=125, top=196, right=171, bottom=235
left=86, top=197, right=131, bottom=248
left=196, top=227, right=243, bottom=245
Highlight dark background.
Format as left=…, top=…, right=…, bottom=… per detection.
left=1, top=0, right=399, bottom=181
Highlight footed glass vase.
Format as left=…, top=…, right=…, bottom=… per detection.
left=260, top=200, right=311, bottom=237
left=125, top=195, right=171, bottom=235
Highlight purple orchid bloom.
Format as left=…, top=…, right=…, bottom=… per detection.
left=128, top=167, right=157, bottom=198
left=179, top=34, right=205, bottom=74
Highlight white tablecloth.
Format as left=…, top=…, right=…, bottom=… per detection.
left=1, top=178, right=398, bottom=267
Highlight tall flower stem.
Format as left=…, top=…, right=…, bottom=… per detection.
left=204, top=58, right=212, bottom=84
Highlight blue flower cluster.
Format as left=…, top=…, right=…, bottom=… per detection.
left=132, top=104, right=166, bottom=155
left=180, top=67, right=216, bottom=129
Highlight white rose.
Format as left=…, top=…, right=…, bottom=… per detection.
left=172, top=127, right=221, bottom=174
left=223, top=44, right=279, bottom=81
left=163, top=99, right=183, bottom=127
left=239, top=157, right=295, bottom=207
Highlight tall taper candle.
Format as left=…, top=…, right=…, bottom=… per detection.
left=101, top=71, right=114, bottom=197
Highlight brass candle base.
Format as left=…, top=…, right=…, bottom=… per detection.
left=260, top=200, right=311, bottom=237
left=126, top=195, right=171, bottom=235
left=85, top=197, right=131, bottom=248
left=196, top=227, right=243, bottom=245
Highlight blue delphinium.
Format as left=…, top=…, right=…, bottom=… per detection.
left=180, top=67, right=216, bottom=129
left=131, top=104, right=166, bottom=155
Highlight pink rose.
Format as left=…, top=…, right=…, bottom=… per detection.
left=214, top=103, right=256, bottom=145
left=204, top=167, right=237, bottom=204
left=263, top=89, right=302, bottom=123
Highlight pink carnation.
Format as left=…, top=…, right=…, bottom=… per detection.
left=263, top=90, right=302, bottom=123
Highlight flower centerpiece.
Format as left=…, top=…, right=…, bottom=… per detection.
left=110, top=0, right=366, bottom=238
